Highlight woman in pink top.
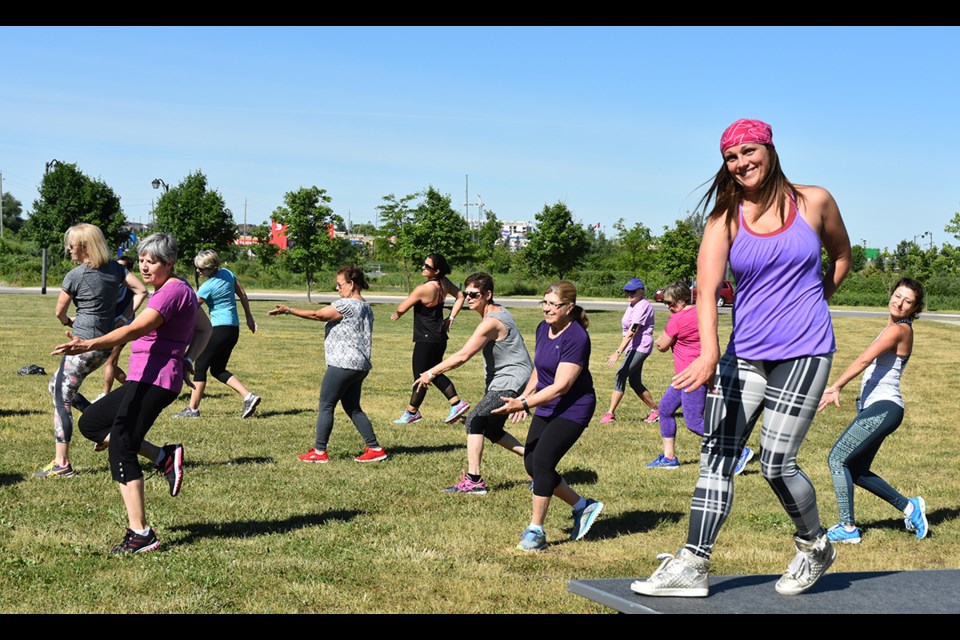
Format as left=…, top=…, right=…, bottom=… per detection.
left=53, top=233, right=212, bottom=555
left=645, top=281, right=706, bottom=470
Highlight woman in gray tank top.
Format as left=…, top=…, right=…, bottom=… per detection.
left=415, top=273, right=531, bottom=495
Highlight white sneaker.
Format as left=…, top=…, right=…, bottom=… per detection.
left=775, top=532, right=837, bottom=595
left=631, top=549, right=710, bottom=597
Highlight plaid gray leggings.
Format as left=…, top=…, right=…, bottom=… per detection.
left=685, top=352, right=832, bottom=559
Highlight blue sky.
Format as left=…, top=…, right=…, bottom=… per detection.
left=1, top=26, right=957, bottom=251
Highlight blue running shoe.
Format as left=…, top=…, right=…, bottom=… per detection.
left=904, top=496, right=928, bottom=540
left=570, top=499, right=604, bottom=541
left=734, top=446, right=754, bottom=476
left=826, top=523, right=861, bottom=545
left=516, top=527, right=547, bottom=551
left=646, top=453, right=680, bottom=469
left=393, top=410, right=423, bottom=424
left=444, top=400, right=471, bottom=424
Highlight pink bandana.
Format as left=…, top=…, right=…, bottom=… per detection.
left=720, top=118, right=773, bottom=153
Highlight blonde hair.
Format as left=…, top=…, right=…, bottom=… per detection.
left=545, top=280, right=589, bottom=329
left=194, top=249, right=221, bottom=271
left=64, top=223, right=110, bottom=268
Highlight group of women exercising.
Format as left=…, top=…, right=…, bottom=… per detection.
left=34, top=118, right=932, bottom=600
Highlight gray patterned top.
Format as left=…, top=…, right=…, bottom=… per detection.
left=324, top=297, right=373, bottom=371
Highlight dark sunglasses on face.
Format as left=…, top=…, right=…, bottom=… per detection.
left=464, top=291, right=483, bottom=300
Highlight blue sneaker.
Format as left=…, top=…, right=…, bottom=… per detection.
left=826, top=523, right=862, bottom=545
left=517, top=527, right=547, bottom=551
left=904, top=496, right=928, bottom=540
left=734, top=446, right=754, bottom=476
left=646, top=454, right=680, bottom=469
left=444, top=400, right=470, bottom=424
left=571, top=499, right=604, bottom=541
left=393, top=410, right=423, bottom=424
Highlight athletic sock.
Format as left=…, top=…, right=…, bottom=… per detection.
left=527, top=523, right=544, bottom=533
left=468, top=473, right=482, bottom=483
left=154, top=449, right=167, bottom=466
left=904, top=502, right=915, bottom=517
left=133, top=527, right=151, bottom=537
left=572, top=497, right=588, bottom=512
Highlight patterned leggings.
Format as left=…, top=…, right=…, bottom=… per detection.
left=827, top=399, right=908, bottom=525
left=49, top=350, right=112, bottom=443
left=684, top=353, right=832, bottom=559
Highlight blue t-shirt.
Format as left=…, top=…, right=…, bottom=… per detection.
left=196, top=268, right=240, bottom=327
left=533, top=320, right=596, bottom=425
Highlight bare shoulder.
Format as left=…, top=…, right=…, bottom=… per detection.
left=795, top=184, right=837, bottom=211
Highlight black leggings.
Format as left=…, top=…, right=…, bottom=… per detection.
left=194, top=325, right=239, bottom=384
left=78, top=381, right=178, bottom=483
left=409, top=341, right=457, bottom=408
left=524, top=414, right=588, bottom=498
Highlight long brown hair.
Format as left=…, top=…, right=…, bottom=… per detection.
left=697, top=144, right=801, bottom=230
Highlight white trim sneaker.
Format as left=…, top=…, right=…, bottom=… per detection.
left=631, top=549, right=710, bottom=597
left=775, top=532, right=837, bottom=595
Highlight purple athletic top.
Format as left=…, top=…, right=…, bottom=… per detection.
left=622, top=298, right=654, bottom=354
left=127, top=277, right=198, bottom=392
left=727, top=199, right=834, bottom=360
left=533, top=320, right=596, bottom=425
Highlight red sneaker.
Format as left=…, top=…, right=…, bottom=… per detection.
left=354, top=446, right=388, bottom=463
left=298, top=448, right=329, bottom=463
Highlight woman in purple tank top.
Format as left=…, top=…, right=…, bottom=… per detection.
left=633, top=118, right=852, bottom=598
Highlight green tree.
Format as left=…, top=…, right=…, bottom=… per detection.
left=474, top=209, right=504, bottom=264
left=402, top=187, right=473, bottom=266
left=24, top=162, right=128, bottom=250
left=656, top=220, right=700, bottom=281
left=850, top=244, right=867, bottom=273
left=375, top=192, right=419, bottom=289
left=351, top=222, right=377, bottom=236
left=613, top=218, right=656, bottom=274
left=153, top=171, right=236, bottom=263
left=523, top=201, right=590, bottom=279
left=249, top=223, right=279, bottom=267
left=2, top=191, right=25, bottom=235
left=945, top=211, right=960, bottom=242
left=271, top=186, right=342, bottom=302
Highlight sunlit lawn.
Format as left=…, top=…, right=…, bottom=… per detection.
left=1, top=293, right=958, bottom=613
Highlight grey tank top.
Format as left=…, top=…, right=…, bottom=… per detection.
left=482, top=307, right=533, bottom=392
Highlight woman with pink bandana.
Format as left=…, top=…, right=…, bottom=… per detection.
left=632, top=118, right=851, bottom=598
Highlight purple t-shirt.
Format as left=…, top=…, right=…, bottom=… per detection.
left=127, top=277, right=198, bottom=392
left=727, top=204, right=835, bottom=360
left=665, top=306, right=700, bottom=373
left=533, top=320, right=595, bottom=425
left=622, top=298, right=654, bottom=354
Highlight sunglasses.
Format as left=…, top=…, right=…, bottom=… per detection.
left=422, top=263, right=436, bottom=270
left=464, top=291, right=483, bottom=300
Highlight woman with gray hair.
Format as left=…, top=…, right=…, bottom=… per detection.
left=53, top=232, right=211, bottom=554
left=171, top=249, right=261, bottom=419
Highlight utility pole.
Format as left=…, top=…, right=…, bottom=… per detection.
left=0, top=170, right=4, bottom=239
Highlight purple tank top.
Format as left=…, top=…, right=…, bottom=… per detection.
left=727, top=198, right=834, bottom=360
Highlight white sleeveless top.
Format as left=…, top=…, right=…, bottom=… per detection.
left=859, top=320, right=911, bottom=410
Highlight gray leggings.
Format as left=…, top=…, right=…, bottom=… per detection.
left=49, top=350, right=112, bottom=443
left=685, top=353, right=832, bottom=559
left=828, top=399, right=908, bottom=525
left=315, top=366, right=379, bottom=451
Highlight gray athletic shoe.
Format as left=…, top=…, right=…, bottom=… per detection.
left=242, top=394, right=261, bottom=419
left=630, top=549, right=710, bottom=597
left=171, top=407, right=200, bottom=419
left=775, top=532, right=837, bottom=595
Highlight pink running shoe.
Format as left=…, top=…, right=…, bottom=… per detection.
left=599, top=412, right=616, bottom=424
left=643, top=409, right=660, bottom=423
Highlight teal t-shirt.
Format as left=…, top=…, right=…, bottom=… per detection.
left=196, top=268, right=239, bottom=327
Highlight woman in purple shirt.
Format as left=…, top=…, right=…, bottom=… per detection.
left=494, top=280, right=604, bottom=551
left=53, top=233, right=212, bottom=555
left=633, top=118, right=851, bottom=598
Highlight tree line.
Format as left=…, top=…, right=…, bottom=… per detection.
left=4, top=162, right=960, bottom=308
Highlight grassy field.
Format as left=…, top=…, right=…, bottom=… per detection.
left=1, top=293, right=959, bottom=613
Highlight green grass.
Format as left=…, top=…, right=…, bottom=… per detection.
left=1, top=294, right=959, bottom=613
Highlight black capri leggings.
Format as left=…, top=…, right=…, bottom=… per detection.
left=524, top=413, right=588, bottom=498
left=194, top=325, right=240, bottom=384
left=409, top=340, right=458, bottom=408
left=78, top=381, right=178, bottom=483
